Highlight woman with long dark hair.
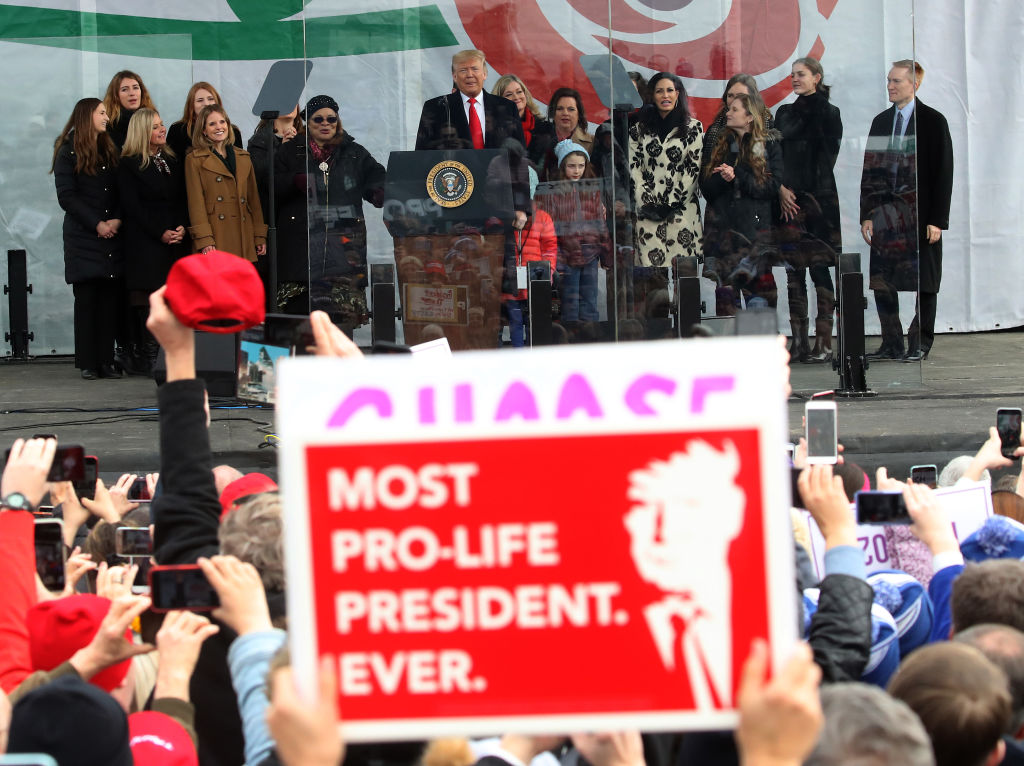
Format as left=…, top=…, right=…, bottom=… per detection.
left=118, top=108, right=188, bottom=373
left=51, top=98, right=123, bottom=379
left=775, top=57, right=843, bottom=362
left=102, top=70, right=156, bottom=149
left=628, top=71, right=703, bottom=267
left=700, top=93, right=783, bottom=310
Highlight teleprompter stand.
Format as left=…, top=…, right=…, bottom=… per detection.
left=672, top=255, right=704, bottom=338
left=3, top=249, right=33, bottom=360
left=834, top=252, right=875, bottom=397
left=251, top=60, right=313, bottom=312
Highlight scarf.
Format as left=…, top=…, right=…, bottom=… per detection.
left=521, top=109, right=536, bottom=147
left=212, top=143, right=236, bottom=176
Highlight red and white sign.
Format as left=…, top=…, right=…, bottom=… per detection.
left=277, top=338, right=794, bottom=740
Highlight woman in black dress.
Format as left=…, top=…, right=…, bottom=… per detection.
left=51, top=98, right=123, bottom=379
left=118, top=108, right=189, bottom=372
left=775, top=57, right=843, bottom=362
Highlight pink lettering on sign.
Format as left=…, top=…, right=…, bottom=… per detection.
left=495, top=382, right=540, bottom=422
left=690, top=376, right=735, bottom=414
left=556, top=374, right=603, bottom=420
left=328, top=388, right=393, bottom=428
left=624, top=375, right=676, bottom=415
left=326, top=373, right=739, bottom=428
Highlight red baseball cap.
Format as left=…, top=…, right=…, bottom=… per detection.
left=219, top=472, right=278, bottom=519
left=27, top=594, right=132, bottom=692
left=129, top=711, right=198, bottom=766
left=165, top=251, right=265, bottom=334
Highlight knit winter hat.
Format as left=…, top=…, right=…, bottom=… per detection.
left=554, top=138, right=589, bottom=166
left=304, top=95, right=339, bottom=118
left=8, top=675, right=133, bottom=766
left=961, top=515, right=1024, bottom=562
left=867, top=569, right=934, bottom=657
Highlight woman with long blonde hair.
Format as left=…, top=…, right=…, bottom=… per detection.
left=700, top=92, right=783, bottom=310
left=118, top=108, right=188, bottom=372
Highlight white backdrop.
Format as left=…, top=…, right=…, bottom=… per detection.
left=0, top=0, right=1016, bottom=353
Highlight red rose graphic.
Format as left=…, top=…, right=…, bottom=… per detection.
left=455, top=0, right=837, bottom=127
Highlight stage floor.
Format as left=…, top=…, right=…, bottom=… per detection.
left=2, top=331, right=1022, bottom=482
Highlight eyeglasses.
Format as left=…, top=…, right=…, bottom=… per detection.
left=311, top=115, right=338, bottom=124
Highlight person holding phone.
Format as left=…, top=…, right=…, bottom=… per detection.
left=185, top=104, right=267, bottom=263
left=51, top=98, right=124, bottom=380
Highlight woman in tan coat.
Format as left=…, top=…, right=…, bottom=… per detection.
left=184, top=104, right=266, bottom=261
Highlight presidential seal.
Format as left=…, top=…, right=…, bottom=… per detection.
left=426, top=160, right=474, bottom=208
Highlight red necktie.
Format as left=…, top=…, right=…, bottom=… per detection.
left=468, top=97, right=484, bottom=149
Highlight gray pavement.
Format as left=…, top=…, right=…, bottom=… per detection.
left=2, top=330, right=1023, bottom=482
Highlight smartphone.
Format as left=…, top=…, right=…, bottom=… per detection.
left=73, top=456, right=99, bottom=501
left=805, top=401, right=838, bottom=465
left=790, top=467, right=805, bottom=508
left=148, top=564, right=219, bottom=612
left=115, top=526, right=152, bottom=557
left=910, top=464, right=938, bottom=489
left=127, top=476, right=152, bottom=502
left=997, top=408, right=1023, bottom=460
left=6, top=444, right=85, bottom=483
left=734, top=308, right=778, bottom=336
left=34, top=518, right=66, bottom=591
left=264, top=314, right=315, bottom=355
left=856, top=490, right=911, bottom=525
left=131, top=557, right=152, bottom=595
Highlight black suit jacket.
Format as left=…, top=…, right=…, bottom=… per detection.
left=860, top=99, right=953, bottom=292
left=414, top=90, right=531, bottom=218
left=414, top=90, right=526, bottom=152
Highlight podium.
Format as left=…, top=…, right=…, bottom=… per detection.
left=385, top=149, right=515, bottom=350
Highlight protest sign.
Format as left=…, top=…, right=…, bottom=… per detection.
left=277, top=337, right=795, bottom=740
left=801, top=482, right=994, bottom=580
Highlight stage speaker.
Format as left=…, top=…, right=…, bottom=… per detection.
left=153, top=331, right=238, bottom=398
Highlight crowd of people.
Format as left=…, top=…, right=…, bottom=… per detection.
left=50, top=50, right=951, bottom=360
left=0, top=256, right=1022, bottom=764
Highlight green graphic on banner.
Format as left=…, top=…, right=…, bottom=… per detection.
left=0, top=1, right=457, bottom=59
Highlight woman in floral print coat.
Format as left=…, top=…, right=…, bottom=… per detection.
left=628, top=72, right=703, bottom=267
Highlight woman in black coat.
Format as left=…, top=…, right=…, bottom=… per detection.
left=775, top=57, right=843, bottom=362
left=273, top=95, right=385, bottom=328
left=51, top=97, right=124, bottom=379
left=101, top=69, right=156, bottom=150
left=118, top=108, right=189, bottom=372
left=700, top=92, right=783, bottom=312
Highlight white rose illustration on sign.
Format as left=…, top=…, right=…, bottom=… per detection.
left=624, top=441, right=745, bottom=710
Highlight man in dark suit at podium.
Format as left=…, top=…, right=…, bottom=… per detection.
left=860, top=59, right=954, bottom=361
left=415, top=48, right=529, bottom=229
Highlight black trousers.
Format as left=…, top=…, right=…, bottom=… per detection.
left=873, top=288, right=937, bottom=352
left=72, top=279, right=119, bottom=369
